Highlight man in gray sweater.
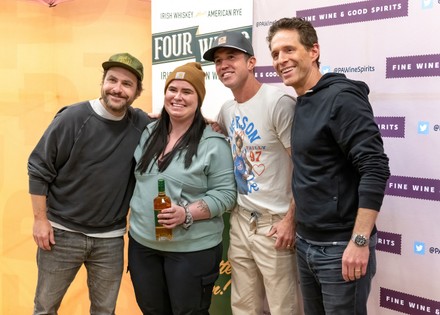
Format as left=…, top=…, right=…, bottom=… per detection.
left=28, top=52, right=151, bottom=315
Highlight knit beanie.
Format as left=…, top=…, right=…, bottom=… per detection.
left=164, top=62, right=206, bottom=104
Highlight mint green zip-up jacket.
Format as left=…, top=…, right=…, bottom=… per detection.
left=129, top=123, right=237, bottom=252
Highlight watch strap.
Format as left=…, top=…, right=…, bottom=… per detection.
left=179, top=200, right=193, bottom=230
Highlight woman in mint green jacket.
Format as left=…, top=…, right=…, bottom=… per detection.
left=128, top=62, right=236, bottom=315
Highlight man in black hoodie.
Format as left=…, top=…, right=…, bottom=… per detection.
left=267, top=18, right=390, bottom=315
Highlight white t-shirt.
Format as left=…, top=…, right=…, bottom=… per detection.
left=217, top=84, right=296, bottom=215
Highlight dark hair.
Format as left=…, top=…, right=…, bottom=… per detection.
left=267, top=17, right=320, bottom=67
left=102, top=70, right=143, bottom=96
left=136, top=102, right=206, bottom=173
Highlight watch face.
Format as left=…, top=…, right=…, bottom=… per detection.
left=355, top=235, right=367, bottom=246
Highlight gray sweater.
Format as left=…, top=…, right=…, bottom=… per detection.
left=28, top=101, right=150, bottom=234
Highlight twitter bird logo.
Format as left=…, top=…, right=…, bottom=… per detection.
left=422, top=0, right=434, bottom=9
left=418, top=121, right=429, bottom=134
left=321, top=66, right=331, bottom=74
left=414, top=241, right=425, bottom=255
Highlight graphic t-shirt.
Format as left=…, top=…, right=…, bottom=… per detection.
left=217, top=84, right=296, bottom=214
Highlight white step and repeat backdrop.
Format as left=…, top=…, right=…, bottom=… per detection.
left=152, top=1, right=440, bottom=314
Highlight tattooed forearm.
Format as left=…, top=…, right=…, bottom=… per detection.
left=195, top=199, right=210, bottom=215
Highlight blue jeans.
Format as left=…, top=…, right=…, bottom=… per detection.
left=296, top=234, right=377, bottom=315
left=33, top=228, right=124, bottom=315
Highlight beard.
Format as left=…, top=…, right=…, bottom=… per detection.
left=101, top=92, right=132, bottom=116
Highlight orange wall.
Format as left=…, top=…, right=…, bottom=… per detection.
left=0, top=1, right=151, bottom=313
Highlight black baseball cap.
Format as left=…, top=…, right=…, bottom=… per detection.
left=203, top=31, right=254, bottom=62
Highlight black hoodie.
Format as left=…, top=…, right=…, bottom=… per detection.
left=292, top=73, right=390, bottom=242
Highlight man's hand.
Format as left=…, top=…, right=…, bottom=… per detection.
left=147, top=112, right=160, bottom=120
left=266, top=215, right=294, bottom=250
left=33, top=218, right=55, bottom=250
left=341, top=242, right=369, bottom=281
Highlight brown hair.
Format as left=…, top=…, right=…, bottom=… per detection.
left=267, top=17, right=320, bottom=67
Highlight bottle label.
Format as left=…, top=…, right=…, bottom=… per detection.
left=154, top=209, right=161, bottom=227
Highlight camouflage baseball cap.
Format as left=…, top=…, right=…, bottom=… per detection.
left=102, top=52, right=144, bottom=81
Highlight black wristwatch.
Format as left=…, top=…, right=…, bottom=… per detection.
left=351, top=234, right=369, bottom=247
left=179, top=200, right=193, bottom=230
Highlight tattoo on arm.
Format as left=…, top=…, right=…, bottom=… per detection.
left=196, top=199, right=210, bottom=215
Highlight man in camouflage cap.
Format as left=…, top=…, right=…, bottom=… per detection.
left=28, top=52, right=152, bottom=314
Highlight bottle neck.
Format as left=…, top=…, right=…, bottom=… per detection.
left=158, top=179, right=166, bottom=194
